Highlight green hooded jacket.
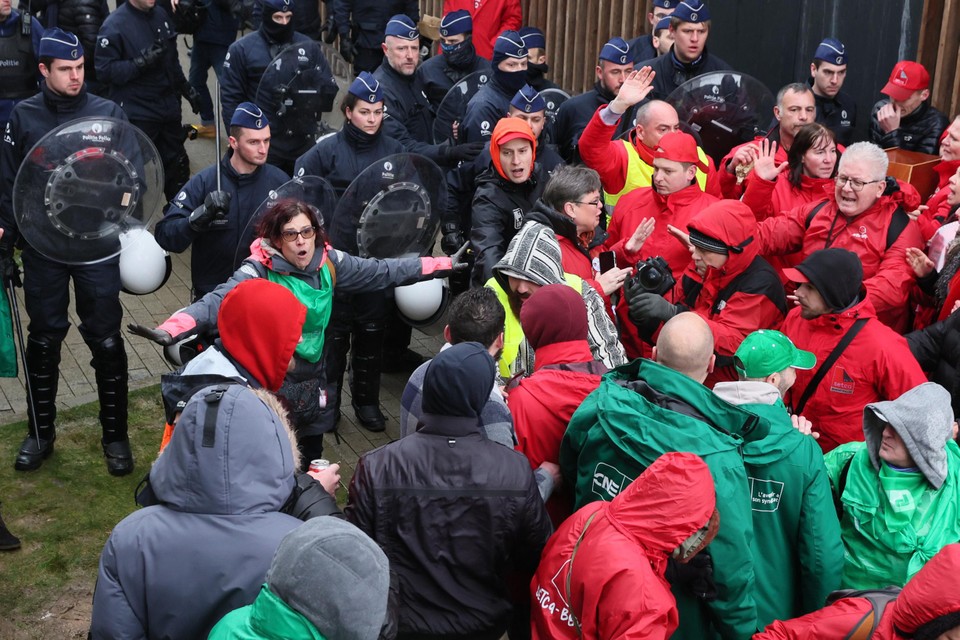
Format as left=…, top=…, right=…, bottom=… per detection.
left=208, top=585, right=327, bottom=640
left=560, top=359, right=762, bottom=640
left=713, top=381, right=843, bottom=628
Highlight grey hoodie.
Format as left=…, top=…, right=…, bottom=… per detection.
left=90, top=385, right=303, bottom=640
left=492, top=221, right=626, bottom=372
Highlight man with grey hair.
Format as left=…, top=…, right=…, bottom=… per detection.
left=754, top=141, right=923, bottom=331
left=719, top=82, right=816, bottom=198
left=579, top=68, right=720, bottom=206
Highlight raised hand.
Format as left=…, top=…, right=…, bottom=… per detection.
left=753, top=139, right=788, bottom=182
left=610, top=67, right=656, bottom=112
left=905, top=246, right=935, bottom=278
left=624, top=217, right=656, bottom=254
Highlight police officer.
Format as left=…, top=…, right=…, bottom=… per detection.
left=220, top=0, right=337, bottom=175
left=808, top=38, right=857, bottom=147
left=416, top=9, right=490, bottom=110
left=0, top=0, right=43, bottom=129
left=460, top=31, right=529, bottom=144
left=332, top=0, right=418, bottom=76
left=0, top=29, right=133, bottom=475
left=519, top=26, right=559, bottom=91
left=155, top=102, right=289, bottom=300
left=626, top=0, right=675, bottom=64
left=96, top=0, right=200, bottom=201
left=444, top=84, right=565, bottom=258
left=36, top=0, right=110, bottom=94
left=374, top=14, right=482, bottom=167
left=553, top=37, right=636, bottom=164
left=185, top=0, right=240, bottom=137
left=293, top=72, right=406, bottom=432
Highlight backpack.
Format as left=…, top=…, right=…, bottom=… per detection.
left=804, top=200, right=911, bottom=251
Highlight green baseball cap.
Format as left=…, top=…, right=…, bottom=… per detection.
left=734, top=330, right=817, bottom=378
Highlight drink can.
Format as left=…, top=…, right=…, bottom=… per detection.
left=309, top=458, right=330, bottom=473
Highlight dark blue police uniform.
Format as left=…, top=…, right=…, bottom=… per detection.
left=333, top=0, right=418, bottom=75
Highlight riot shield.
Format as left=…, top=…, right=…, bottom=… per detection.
left=328, top=154, right=445, bottom=259
left=666, top=72, right=775, bottom=166
left=13, top=117, right=164, bottom=265
left=256, top=41, right=340, bottom=153
left=234, top=175, right=338, bottom=265
left=539, top=87, right=570, bottom=148
left=432, top=70, right=491, bottom=145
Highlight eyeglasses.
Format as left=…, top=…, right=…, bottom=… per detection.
left=574, top=199, right=604, bottom=208
left=834, top=175, right=881, bottom=192
left=280, top=226, right=317, bottom=242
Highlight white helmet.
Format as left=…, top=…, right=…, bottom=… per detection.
left=394, top=278, right=451, bottom=335
left=119, top=228, right=172, bottom=295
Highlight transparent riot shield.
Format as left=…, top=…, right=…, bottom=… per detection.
left=432, top=69, right=491, bottom=145
left=327, top=153, right=445, bottom=258
left=13, top=117, right=164, bottom=264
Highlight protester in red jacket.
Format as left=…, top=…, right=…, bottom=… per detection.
left=442, top=0, right=521, bottom=61
left=530, top=452, right=718, bottom=640
left=755, top=142, right=924, bottom=333
left=753, top=543, right=960, bottom=639
left=600, top=130, right=720, bottom=358
left=625, top=200, right=787, bottom=384
left=779, top=249, right=927, bottom=452
left=509, top=284, right=607, bottom=526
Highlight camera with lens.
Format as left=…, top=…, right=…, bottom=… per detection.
left=629, top=256, right=675, bottom=296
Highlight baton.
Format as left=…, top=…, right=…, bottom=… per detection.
left=6, top=280, right=39, bottom=448
left=214, top=78, right=222, bottom=192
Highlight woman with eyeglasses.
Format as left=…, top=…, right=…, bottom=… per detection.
left=131, top=198, right=460, bottom=466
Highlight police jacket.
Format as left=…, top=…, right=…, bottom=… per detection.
left=0, top=81, right=126, bottom=241
left=154, top=151, right=289, bottom=297
left=869, top=99, right=949, bottom=155
left=195, top=0, right=240, bottom=46
left=35, top=0, right=108, bottom=61
left=416, top=50, right=490, bottom=109
left=374, top=59, right=446, bottom=165
left=294, top=122, right=405, bottom=200
left=96, top=2, right=186, bottom=121
left=552, top=82, right=632, bottom=164
left=460, top=76, right=514, bottom=143
left=220, top=29, right=317, bottom=133
left=470, top=162, right=546, bottom=286
left=0, top=10, right=42, bottom=127
left=643, top=45, right=732, bottom=101
left=808, top=78, right=857, bottom=147
left=333, top=0, right=419, bottom=50
left=627, top=33, right=656, bottom=64
left=345, top=343, right=552, bottom=638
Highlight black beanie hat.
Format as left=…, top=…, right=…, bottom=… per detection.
left=783, top=248, right=863, bottom=312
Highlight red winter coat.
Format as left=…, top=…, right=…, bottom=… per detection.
left=718, top=136, right=789, bottom=200
left=917, top=159, right=960, bottom=241
left=508, top=340, right=604, bottom=526
left=442, top=0, right=522, bottom=61
left=600, top=183, right=720, bottom=358
left=755, top=196, right=924, bottom=333
left=672, top=201, right=787, bottom=384
left=754, top=543, right=960, bottom=639
left=530, top=452, right=716, bottom=640
left=779, top=295, right=927, bottom=453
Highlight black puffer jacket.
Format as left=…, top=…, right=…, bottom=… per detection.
left=870, top=99, right=950, bottom=155
left=344, top=342, right=552, bottom=639
left=470, top=163, right=546, bottom=286
left=906, top=310, right=960, bottom=418
left=58, top=0, right=109, bottom=52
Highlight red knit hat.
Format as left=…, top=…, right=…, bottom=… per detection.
left=519, top=284, right=588, bottom=350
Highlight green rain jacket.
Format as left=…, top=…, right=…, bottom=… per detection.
left=560, top=359, right=763, bottom=640
left=713, top=381, right=843, bottom=628
left=208, top=585, right=326, bottom=640
left=825, top=439, right=960, bottom=590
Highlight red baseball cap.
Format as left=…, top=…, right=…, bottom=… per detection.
left=654, top=131, right=707, bottom=172
left=881, top=61, right=930, bottom=102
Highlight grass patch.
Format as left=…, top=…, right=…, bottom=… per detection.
left=0, top=385, right=166, bottom=635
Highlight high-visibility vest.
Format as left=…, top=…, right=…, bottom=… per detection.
left=604, top=140, right=711, bottom=207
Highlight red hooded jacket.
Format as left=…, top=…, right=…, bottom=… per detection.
left=754, top=543, right=960, bottom=639
left=917, top=160, right=960, bottom=241
left=779, top=295, right=926, bottom=452
left=602, top=183, right=720, bottom=358
left=755, top=195, right=924, bottom=333
left=672, top=201, right=787, bottom=384
left=530, top=452, right=716, bottom=640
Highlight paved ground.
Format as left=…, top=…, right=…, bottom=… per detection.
left=0, top=36, right=445, bottom=477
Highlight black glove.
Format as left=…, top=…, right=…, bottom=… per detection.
left=127, top=323, right=175, bottom=346
left=665, top=552, right=718, bottom=602
left=321, top=16, right=338, bottom=44
left=339, top=39, right=357, bottom=64
left=0, top=243, right=21, bottom=289
left=188, top=191, right=231, bottom=232
left=183, top=84, right=203, bottom=115
left=133, top=41, right=165, bottom=70
left=626, top=288, right=678, bottom=325
left=442, top=141, right=485, bottom=164
left=450, top=240, right=470, bottom=271
left=440, top=222, right=463, bottom=256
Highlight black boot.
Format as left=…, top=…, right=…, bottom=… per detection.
left=90, top=335, right=134, bottom=476
left=351, top=323, right=386, bottom=431
left=15, top=337, right=60, bottom=471
left=0, top=503, right=20, bottom=551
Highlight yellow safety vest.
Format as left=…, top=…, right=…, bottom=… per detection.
left=604, top=140, right=711, bottom=207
